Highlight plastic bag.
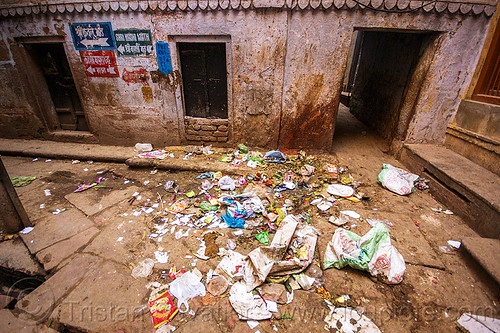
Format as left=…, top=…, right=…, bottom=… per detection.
left=169, top=271, right=206, bottom=313
left=229, top=282, right=272, bottom=320
left=323, top=223, right=406, bottom=284
left=218, top=176, right=236, bottom=191
left=255, top=231, right=269, bottom=245
left=135, top=143, right=153, bottom=153
left=327, top=184, right=354, bottom=197
left=131, top=258, right=155, bottom=279
left=263, top=151, right=286, bottom=163
left=377, top=164, right=419, bottom=196
left=238, top=143, right=249, bottom=154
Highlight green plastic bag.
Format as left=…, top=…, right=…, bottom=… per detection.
left=237, top=144, right=249, bottom=154
left=200, top=202, right=218, bottom=212
left=10, top=176, right=36, bottom=187
left=255, top=231, right=269, bottom=245
left=323, top=223, right=406, bottom=284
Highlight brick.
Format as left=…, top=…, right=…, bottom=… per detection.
left=185, top=129, right=200, bottom=136
left=214, top=131, right=228, bottom=137
left=218, top=125, right=228, bottom=132
left=201, top=136, right=217, bottom=142
left=217, top=137, right=228, bottom=142
left=186, top=135, right=203, bottom=141
left=200, top=125, right=217, bottom=131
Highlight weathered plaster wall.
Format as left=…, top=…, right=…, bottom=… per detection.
left=152, top=9, right=288, bottom=148
left=280, top=10, right=491, bottom=150
left=0, top=5, right=493, bottom=150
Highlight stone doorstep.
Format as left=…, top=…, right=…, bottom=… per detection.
left=35, top=227, right=100, bottom=272
left=0, top=138, right=133, bottom=163
left=400, top=144, right=500, bottom=239
left=0, top=308, right=59, bottom=333
left=15, top=254, right=103, bottom=321
left=461, top=237, right=500, bottom=286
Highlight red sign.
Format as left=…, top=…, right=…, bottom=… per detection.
left=122, top=68, right=149, bottom=85
left=80, top=50, right=119, bottom=77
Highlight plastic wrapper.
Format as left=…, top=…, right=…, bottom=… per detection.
left=255, top=231, right=269, bottom=245
left=74, top=176, right=103, bottom=192
left=323, top=223, right=406, bottom=284
left=132, top=258, right=155, bottom=279
left=326, top=184, right=354, bottom=197
left=137, top=150, right=168, bottom=159
left=377, top=164, right=419, bottom=196
left=168, top=201, right=186, bottom=213
left=149, top=291, right=178, bottom=329
left=263, top=150, right=286, bottom=163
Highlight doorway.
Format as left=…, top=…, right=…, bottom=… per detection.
left=178, top=42, right=228, bottom=119
left=339, top=30, right=433, bottom=142
left=24, top=43, right=89, bottom=131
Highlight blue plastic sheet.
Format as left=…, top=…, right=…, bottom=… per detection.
left=221, top=211, right=245, bottom=228
left=264, top=151, right=286, bottom=163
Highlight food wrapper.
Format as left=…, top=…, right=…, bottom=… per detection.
left=326, top=163, right=338, bottom=174
left=149, top=290, right=178, bottom=329
left=168, top=201, right=187, bottom=213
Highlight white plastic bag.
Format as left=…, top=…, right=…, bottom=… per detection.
left=131, top=258, right=155, bottom=279
left=218, top=176, right=236, bottom=191
left=169, top=271, right=206, bottom=313
left=229, top=282, right=272, bottom=320
left=377, top=164, right=419, bottom=196
left=134, top=143, right=153, bottom=153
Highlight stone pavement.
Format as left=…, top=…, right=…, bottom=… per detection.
left=0, top=117, right=498, bottom=332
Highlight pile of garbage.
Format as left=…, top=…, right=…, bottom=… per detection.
left=126, top=144, right=424, bottom=331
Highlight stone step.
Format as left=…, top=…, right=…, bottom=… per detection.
left=461, top=237, right=500, bottom=286
left=400, top=144, right=500, bottom=239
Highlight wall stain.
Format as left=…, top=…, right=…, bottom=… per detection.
left=150, top=69, right=181, bottom=92
left=280, top=74, right=335, bottom=149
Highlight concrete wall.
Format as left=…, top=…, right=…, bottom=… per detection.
left=0, top=4, right=494, bottom=150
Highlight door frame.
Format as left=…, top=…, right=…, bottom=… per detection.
left=169, top=35, right=233, bottom=143
left=13, top=36, right=91, bottom=134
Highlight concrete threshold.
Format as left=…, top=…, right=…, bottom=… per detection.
left=0, top=138, right=134, bottom=163
left=0, top=138, right=253, bottom=176
left=400, top=143, right=500, bottom=239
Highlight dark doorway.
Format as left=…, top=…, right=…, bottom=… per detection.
left=25, top=43, right=89, bottom=131
left=342, top=30, right=431, bottom=142
left=178, top=42, right=228, bottom=119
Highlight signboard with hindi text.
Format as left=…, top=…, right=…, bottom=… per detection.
left=114, top=29, right=153, bottom=56
left=80, top=50, right=119, bottom=77
left=70, top=22, right=115, bottom=51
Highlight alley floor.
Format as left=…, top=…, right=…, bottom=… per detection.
left=0, top=109, right=498, bottom=333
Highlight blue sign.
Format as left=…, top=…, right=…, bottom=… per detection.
left=70, top=22, right=115, bottom=51
left=156, top=42, right=172, bottom=75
